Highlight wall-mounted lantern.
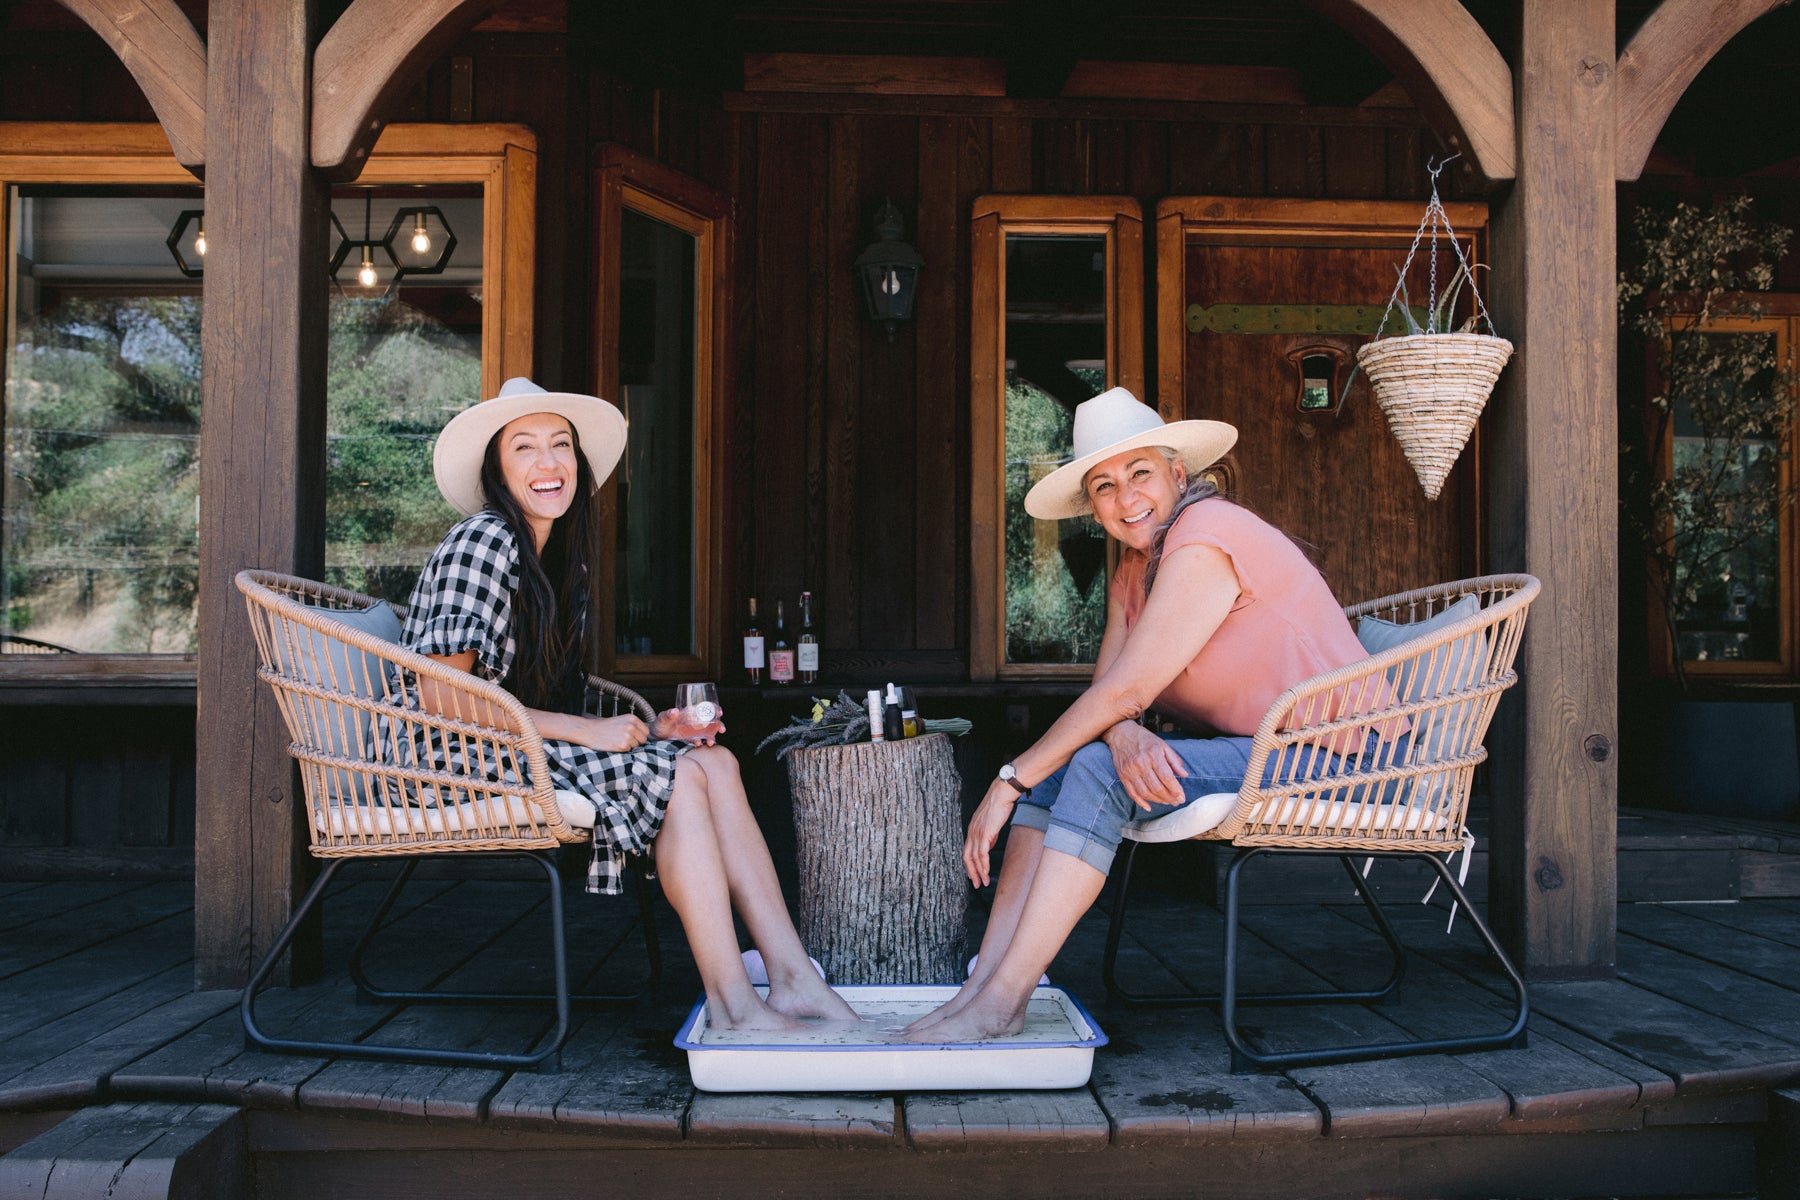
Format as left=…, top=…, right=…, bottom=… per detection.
left=854, top=199, right=922, bottom=340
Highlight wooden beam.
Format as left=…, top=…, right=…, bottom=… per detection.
left=1307, top=0, right=1515, bottom=182
left=743, top=54, right=1006, bottom=97
left=1484, top=0, right=1618, bottom=979
left=195, top=0, right=329, bottom=989
left=311, top=0, right=494, bottom=180
left=51, top=0, right=206, bottom=170
left=1615, top=0, right=1788, bottom=181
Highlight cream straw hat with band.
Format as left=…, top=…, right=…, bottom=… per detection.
left=433, top=377, right=628, bottom=517
left=1023, top=387, right=1238, bottom=520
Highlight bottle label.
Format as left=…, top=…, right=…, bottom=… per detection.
left=770, top=649, right=796, bottom=681
left=797, top=643, right=819, bottom=672
left=743, top=636, right=765, bottom=669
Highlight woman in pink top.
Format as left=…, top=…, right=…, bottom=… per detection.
left=906, top=387, right=1405, bottom=1043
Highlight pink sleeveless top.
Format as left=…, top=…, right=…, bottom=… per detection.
left=1110, top=499, right=1404, bottom=745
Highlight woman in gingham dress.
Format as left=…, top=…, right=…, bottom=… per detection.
left=407, top=377, right=855, bottom=1032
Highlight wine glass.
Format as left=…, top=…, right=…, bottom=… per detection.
left=672, top=681, right=722, bottom=742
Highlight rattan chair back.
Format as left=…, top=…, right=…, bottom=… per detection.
left=236, top=569, right=651, bottom=860
left=1212, top=573, right=1538, bottom=850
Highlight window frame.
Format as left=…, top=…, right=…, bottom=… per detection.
left=0, top=122, right=537, bottom=701
left=968, top=194, right=1145, bottom=682
left=1648, top=307, right=1798, bottom=680
left=591, top=144, right=731, bottom=684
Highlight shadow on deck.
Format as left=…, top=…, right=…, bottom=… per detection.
left=2, top=854, right=1800, bottom=1198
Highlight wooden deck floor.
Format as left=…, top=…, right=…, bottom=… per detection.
left=2, top=866, right=1799, bottom=1198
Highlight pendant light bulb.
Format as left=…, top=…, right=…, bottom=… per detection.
left=358, top=249, right=377, bottom=289
left=410, top=214, right=431, bottom=255
left=193, top=223, right=207, bottom=257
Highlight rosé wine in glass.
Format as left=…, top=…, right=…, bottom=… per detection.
left=672, top=682, right=722, bottom=741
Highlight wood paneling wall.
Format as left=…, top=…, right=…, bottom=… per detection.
left=0, top=21, right=1460, bottom=872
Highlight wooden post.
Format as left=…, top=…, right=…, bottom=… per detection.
left=195, top=0, right=329, bottom=988
left=1484, top=0, right=1618, bottom=979
left=786, top=734, right=967, bottom=985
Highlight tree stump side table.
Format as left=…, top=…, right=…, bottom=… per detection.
left=785, top=733, right=967, bottom=985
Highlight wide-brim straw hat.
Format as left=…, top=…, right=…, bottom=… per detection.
left=1023, top=387, right=1238, bottom=520
left=433, top=377, right=628, bottom=517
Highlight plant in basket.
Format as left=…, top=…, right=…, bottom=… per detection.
left=1354, top=158, right=1513, bottom=501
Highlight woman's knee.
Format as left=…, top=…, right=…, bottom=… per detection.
left=690, top=743, right=742, bottom=784
left=669, top=756, right=710, bottom=809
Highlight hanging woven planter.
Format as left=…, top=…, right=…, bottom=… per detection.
left=1356, top=161, right=1513, bottom=500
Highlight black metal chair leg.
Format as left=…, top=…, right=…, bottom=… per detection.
left=1101, top=840, right=1142, bottom=1001
left=349, top=851, right=657, bottom=1007
left=1102, top=844, right=1410, bottom=1008
left=633, top=855, right=663, bottom=994
left=348, top=859, right=420, bottom=1002
left=1334, top=855, right=1408, bottom=1002
left=1222, top=849, right=1531, bottom=1073
left=241, top=852, right=571, bottom=1072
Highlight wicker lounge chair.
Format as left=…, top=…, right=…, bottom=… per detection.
left=235, top=569, right=661, bottom=1073
left=1100, top=573, right=1539, bottom=1072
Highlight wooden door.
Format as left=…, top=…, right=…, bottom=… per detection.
left=1157, top=198, right=1490, bottom=608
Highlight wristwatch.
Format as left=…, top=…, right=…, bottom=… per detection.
left=997, top=762, right=1030, bottom=797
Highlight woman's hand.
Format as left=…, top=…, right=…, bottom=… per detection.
left=651, top=706, right=725, bottom=746
left=1104, top=720, right=1189, bottom=810
left=963, top=779, right=1018, bottom=889
left=571, top=713, right=649, bottom=753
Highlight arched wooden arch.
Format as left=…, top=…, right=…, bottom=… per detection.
left=1615, top=0, right=1789, bottom=180
left=52, top=0, right=206, bottom=169
left=311, top=0, right=496, bottom=179
left=1308, top=0, right=1515, bottom=182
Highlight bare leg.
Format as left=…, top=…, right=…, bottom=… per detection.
left=902, top=825, right=1047, bottom=1033
left=655, top=757, right=804, bottom=1031
left=905, top=848, right=1105, bottom=1043
left=688, top=746, right=856, bottom=1022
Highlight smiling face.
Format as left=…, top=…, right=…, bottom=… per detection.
left=1082, top=447, right=1186, bottom=550
left=495, top=412, right=580, bottom=549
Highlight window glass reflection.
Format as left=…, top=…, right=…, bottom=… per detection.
left=1003, top=233, right=1107, bottom=666
left=614, top=206, right=697, bottom=658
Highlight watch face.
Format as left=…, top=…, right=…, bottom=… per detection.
left=998, top=764, right=1016, bottom=781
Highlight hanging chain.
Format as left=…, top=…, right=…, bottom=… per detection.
left=1370, top=155, right=1497, bottom=341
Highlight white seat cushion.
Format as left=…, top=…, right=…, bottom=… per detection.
left=1123, top=792, right=1451, bottom=843
left=317, top=789, right=598, bottom=838
left=1251, top=799, right=1452, bottom=835
left=1121, top=791, right=1238, bottom=843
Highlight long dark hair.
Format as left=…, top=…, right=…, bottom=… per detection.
left=478, top=423, right=596, bottom=712
left=1141, top=449, right=1219, bottom=599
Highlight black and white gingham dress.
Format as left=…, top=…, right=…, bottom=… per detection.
left=400, top=510, right=687, bottom=894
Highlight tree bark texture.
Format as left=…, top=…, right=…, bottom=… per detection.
left=787, top=733, right=967, bottom=985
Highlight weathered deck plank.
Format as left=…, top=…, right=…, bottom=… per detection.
left=0, top=882, right=195, bottom=979
left=485, top=1010, right=692, bottom=1139
left=0, top=964, right=197, bottom=1108
left=0, top=881, right=163, bottom=936
left=3, top=872, right=1798, bottom=1174
left=1088, top=1007, right=1323, bottom=1145
left=0, top=991, right=236, bottom=1109
left=1618, top=899, right=1800, bottom=982
left=686, top=1092, right=896, bottom=1146
left=902, top=1088, right=1111, bottom=1151
left=0, top=911, right=195, bottom=1044
left=1314, top=904, right=1675, bottom=1119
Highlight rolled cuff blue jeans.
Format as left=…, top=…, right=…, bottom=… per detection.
left=1009, top=730, right=1408, bottom=876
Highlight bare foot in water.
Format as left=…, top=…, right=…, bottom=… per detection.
left=767, top=971, right=859, bottom=1023
left=901, top=977, right=986, bottom=1034
left=708, top=994, right=810, bottom=1032
left=902, top=992, right=1026, bottom=1044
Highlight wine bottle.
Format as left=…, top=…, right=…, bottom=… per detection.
left=742, top=597, right=765, bottom=685
left=770, top=599, right=796, bottom=685
left=798, top=590, right=820, bottom=684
